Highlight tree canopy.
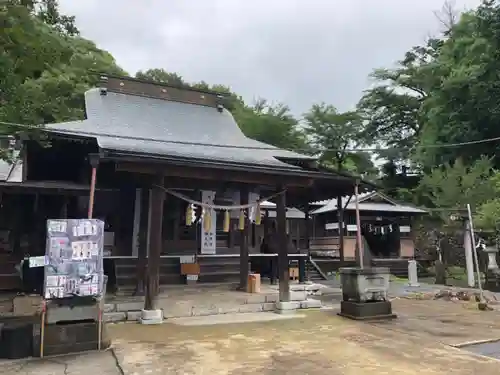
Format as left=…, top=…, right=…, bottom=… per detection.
left=6, top=0, right=500, bottom=229
left=1, top=0, right=125, bottom=131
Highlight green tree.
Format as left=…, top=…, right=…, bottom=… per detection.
left=235, top=99, right=308, bottom=151
left=418, top=0, right=500, bottom=168
left=136, top=69, right=186, bottom=87
left=302, top=103, right=376, bottom=177
left=357, top=38, right=442, bottom=164
left=1, top=0, right=125, bottom=131
left=417, top=157, right=494, bottom=222
left=476, top=171, right=500, bottom=231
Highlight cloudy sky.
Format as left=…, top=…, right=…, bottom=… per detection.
left=59, top=0, right=480, bottom=115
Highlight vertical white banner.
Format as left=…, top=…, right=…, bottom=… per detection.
left=464, top=220, right=475, bottom=287
left=200, top=191, right=216, bottom=254
left=248, top=192, right=260, bottom=222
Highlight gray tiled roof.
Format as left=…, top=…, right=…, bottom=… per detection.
left=46, top=89, right=316, bottom=169
left=310, top=191, right=427, bottom=215
left=260, top=200, right=305, bottom=219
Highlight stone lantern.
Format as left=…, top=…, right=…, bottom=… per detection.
left=481, top=237, right=500, bottom=292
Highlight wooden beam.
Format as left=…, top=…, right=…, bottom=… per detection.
left=276, top=188, right=290, bottom=302
left=115, top=161, right=314, bottom=187
left=144, top=177, right=164, bottom=310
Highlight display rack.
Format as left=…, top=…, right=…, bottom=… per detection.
left=40, top=219, right=105, bottom=357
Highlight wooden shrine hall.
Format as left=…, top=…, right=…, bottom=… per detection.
left=0, top=75, right=373, bottom=305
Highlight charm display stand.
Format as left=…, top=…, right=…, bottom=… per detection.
left=36, top=219, right=109, bottom=358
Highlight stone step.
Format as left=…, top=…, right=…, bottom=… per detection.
left=103, top=292, right=322, bottom=323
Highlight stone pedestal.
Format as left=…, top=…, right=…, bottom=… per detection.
left=338, top=267, right=396, bottom=321
left=140, top=309, right=163, bottom=325
left=274, top=301, right=299, bottom=315
left=407, top=260, right=419, bottom=287
left=338, top=301, right=397, bottom=321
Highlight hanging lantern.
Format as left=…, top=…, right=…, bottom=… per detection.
left=203, top=208, right=212, bottom=232
left=185, top=204, right=193, bottom=226
left=238, top=209, right=245, bottom=230
left=223, top=210, right=230, bottom=232
left=255, top=203, right=262, bottom=225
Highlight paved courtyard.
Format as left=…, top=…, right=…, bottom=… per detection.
left=107, top=299, right=500, bottom=375
left=4, top=298, right=500, bottom=375
left=3, top=281, right=500, bottom=374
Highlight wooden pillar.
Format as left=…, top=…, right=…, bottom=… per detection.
left=239, top=189, right=249, bottom=290
left=134, top=189, right=149, bottom=296
left=304, top=204, right=311, bottom=280
left=144, top=177, right=165, bottom=310
left=276, top=188, right=290, bottom=302
left=87, top=153, right=100, bottom=219
left=337, top=195, right=345, bottom=267
left=354, top=181, right=364, bottom=269
left=131, top=188, right=142, bottom=257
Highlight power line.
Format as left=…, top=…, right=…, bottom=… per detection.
left=0, top=120, right=500, bottom=153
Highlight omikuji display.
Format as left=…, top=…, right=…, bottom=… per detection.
left=44, top=219, right=105, bottom=300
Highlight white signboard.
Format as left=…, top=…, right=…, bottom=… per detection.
left=29, top=256, right=48, bottom=268
left=325, top=222, right=345, bottom=230
left=200, top=191, right=216, bottom=255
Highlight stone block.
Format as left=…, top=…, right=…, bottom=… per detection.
left=265, top=294, right=278, bottom=303
left=140, top=309, right=163, bottom=325
left=162, top=305, right=193, bottom=318
left=103, top=312, right=126, bottom=322
left=192, top=306, right=219, bottom=317
left=217, top=304, right=241, bottom=314
left=300, top=299, right=322, bottom=309
left=140, top=318, right=163, bottom=325
left=47, top=304, right=98, bottom=324
left=290, top=284, right=306, bottom=292
left=239, top=304, right=263, bottom=313
left=141, top=309, right=162, bottom=320
left=290, top=291, right=307, bottom=301
left=245, top=294, right=266, bottom=304
left=103, top=303, right=116, bottom=313
left=262, top=303, right=275, bottom=311
left=275, top=301, right=300, bottom=311
left=126, top=310, right=142, bottom=321
left=116, top=301, right=145, bottom=312
left=13, top=295, right=42, bottom=316
left=274, top=306, right=297, bottom=315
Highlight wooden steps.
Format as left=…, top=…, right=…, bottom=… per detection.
left=0, top=255, right=21, bottom=291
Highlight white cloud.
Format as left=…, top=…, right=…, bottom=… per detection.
left=59, top=0, right=482, bottom=114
